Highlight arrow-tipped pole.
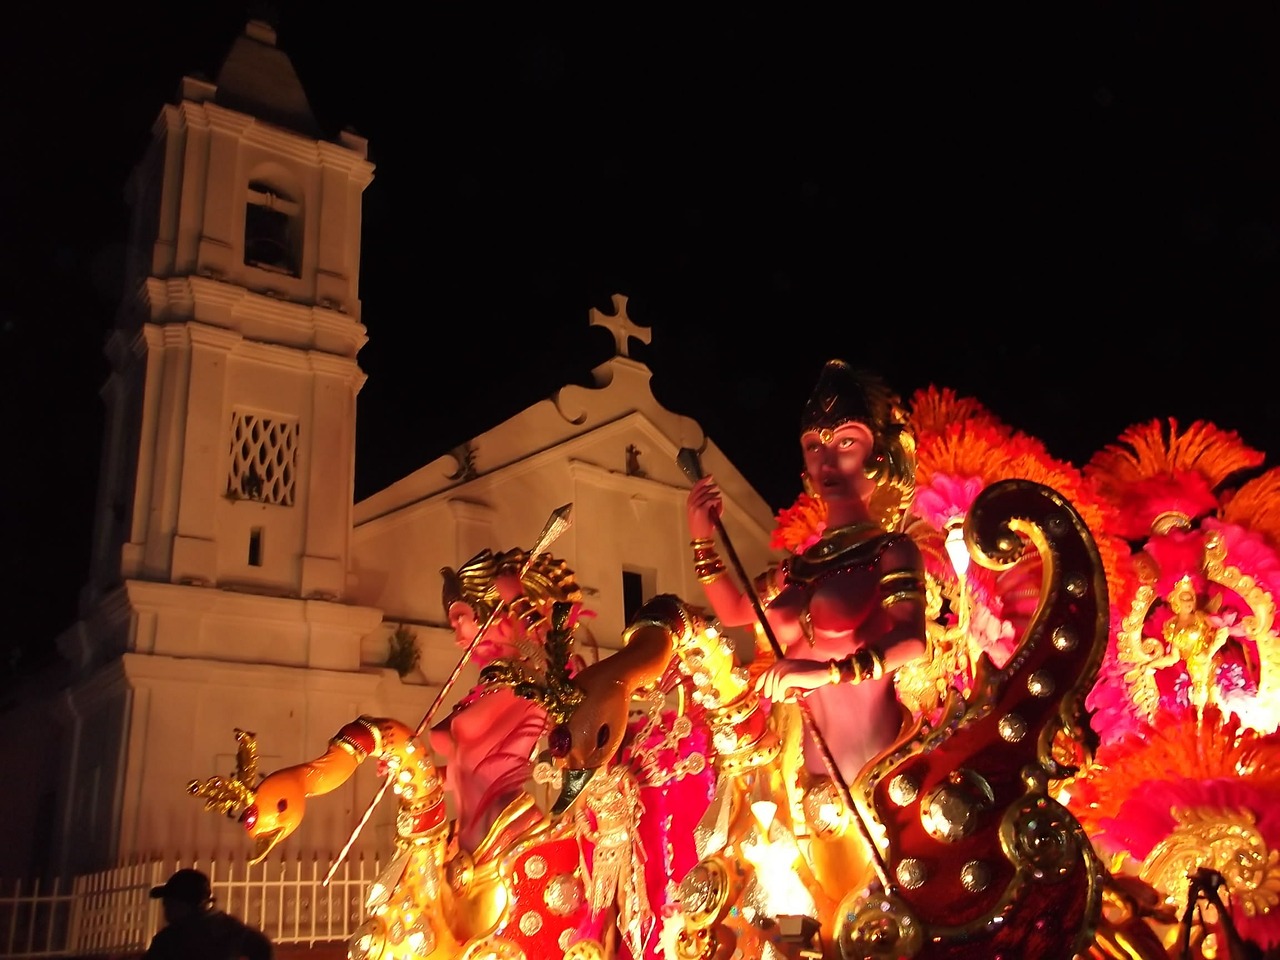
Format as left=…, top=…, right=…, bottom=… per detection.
left=323, top=504, right=574, bottom=885
left=677, top=448, right=893, bottom=892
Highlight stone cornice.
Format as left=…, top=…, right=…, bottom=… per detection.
left=201, top=102, right=321, bottom=165
left=120, top=651, right=384, bottom=694
left=317, top=139, right=375, bottom=184
left=159, top=101, right=207, bottom=139
left=446, top=499, right=495, bottom=525
left=171, top=102, right=373, bottom=180
left=139, top=317, right=366, bottom=382
left=182, top=322, right=241, bottom=351
left=123, top=579, right=384, bottom=631
left=140, top=276, right=368, bottom=358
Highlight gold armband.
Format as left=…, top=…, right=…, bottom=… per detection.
left=692, top=538, right=726, bottom=584
left=696, top=560, right=726, bottom=583
left=830, top=647, right=886, bottom=684
left=879, top=569, right=926, bottom=609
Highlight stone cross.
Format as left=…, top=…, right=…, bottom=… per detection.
left=589, top=293, right=651, bottom=358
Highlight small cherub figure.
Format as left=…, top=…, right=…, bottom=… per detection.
left=1159, top=575, right=1228, bottom=721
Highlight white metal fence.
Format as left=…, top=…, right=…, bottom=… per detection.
left=0, top=852, right=381, bottom=958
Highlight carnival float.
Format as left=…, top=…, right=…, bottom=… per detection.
left=186, top=365, right=1280, bottom=960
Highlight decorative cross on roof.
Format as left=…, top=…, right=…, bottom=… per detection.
left=589, top=293, right=651, bottom=359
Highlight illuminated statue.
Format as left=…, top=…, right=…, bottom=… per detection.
left=433, top=546, right=585, bottom=851
left=685, top=360, right=928, bottom=908
left=188, top=720, right=463, bottom=959
left=188, top=606, right=604, bottom=959
left=181, top=367, right=1280, bottom=958
left=663, top=361, right=1111, bottom=959
left=544, top=593, right=790, bottom=959
left=1158, top=574, right=1228, bottom=721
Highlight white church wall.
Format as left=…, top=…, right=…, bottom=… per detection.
left=115, top=654, right=411, bottom=864
left=119, top=581, right=378, bottom=673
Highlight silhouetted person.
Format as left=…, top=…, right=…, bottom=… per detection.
left=144, top=868, right=272, bottom=960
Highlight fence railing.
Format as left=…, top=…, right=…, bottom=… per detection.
left=0, top=852, right=381, bottom=958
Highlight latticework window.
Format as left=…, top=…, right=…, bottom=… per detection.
left=226, top=411, right=299, bottom=506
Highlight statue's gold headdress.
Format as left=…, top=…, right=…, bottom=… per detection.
left=441, top=548, right=582, bottom=630
left=800, top=359, right=917, bottom=532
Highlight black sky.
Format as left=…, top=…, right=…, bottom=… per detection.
left=4, top=3, right=1280, bottom=669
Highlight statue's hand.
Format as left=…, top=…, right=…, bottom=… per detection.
left=753, top=658, right=831, bottom=703
left=687, top=475, right=723, bottom=541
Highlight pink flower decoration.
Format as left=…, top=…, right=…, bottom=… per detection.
left=1086, top=660, right=1147, bottom=746
left=912, top=473, right=988, bottom=530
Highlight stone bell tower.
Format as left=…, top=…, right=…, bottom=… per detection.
left=86, top=18, right=373, bottom=609
left=52, top=19, right=386, bottom=875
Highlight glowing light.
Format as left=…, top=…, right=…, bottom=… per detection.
left=752, top=799, right=779, bottom=832
left=741, top=828, right=817, bottom=918
left=945, top=521, right=969, bottom=576
left=751, top=772, right=778, bottom=832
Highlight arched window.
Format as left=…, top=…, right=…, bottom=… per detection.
left=244, top=180, right=301, bottom=276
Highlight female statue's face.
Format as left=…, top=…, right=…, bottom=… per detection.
left=801, top=421, right=876, bottom=505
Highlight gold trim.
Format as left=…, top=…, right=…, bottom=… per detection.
left=882, top=588, right=925, bottom=609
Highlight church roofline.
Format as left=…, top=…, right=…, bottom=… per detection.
left=174, top=17, right=362, bottom=146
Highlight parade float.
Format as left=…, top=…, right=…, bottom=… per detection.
left=186, top=377, right=1280, bottom=960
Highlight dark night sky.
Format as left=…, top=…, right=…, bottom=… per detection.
left=4, top=3, right=1280, bottom=670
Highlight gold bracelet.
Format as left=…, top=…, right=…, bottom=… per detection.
left=695, top=557, right=726, bottom=584
left=830, top=648, right=887, bottom=684
left=858, top=647, right=886, bottom=681
left=693, top=537, right=725, bottom=585
left=827, top=659, right=841, bottom=685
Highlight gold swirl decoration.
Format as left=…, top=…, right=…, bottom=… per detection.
left=1139, top=806, right=1280, bottom=921
left=1202, top=532, right=1280, bottom=733
left=840, top=479, right=1109, bottom=959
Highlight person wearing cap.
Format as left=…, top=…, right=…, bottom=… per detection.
left=144, top=868, right=273, bottom=960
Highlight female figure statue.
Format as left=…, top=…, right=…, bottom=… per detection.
left=685, top=358, right=929, bottom=901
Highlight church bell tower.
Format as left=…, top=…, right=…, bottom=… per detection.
left=86, top=19, right=374, bottom=611
left=53, top=19, right=385, bottom=874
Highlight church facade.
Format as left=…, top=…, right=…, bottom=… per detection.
left=0, top=19, right=775, bottom=881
